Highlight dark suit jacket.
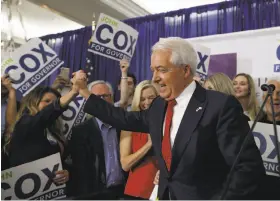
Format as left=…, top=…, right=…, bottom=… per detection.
left=70, top=117, right=124, bottom=197
left=83, top=83, right=265, bottom=200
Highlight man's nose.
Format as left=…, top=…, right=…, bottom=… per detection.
left=152, top=71, right=159, bottom=83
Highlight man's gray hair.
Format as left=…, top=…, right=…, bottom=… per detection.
left=262, top=77, right=280, bottom=112
left=267, top=77, right=280, bottom=83
left=152, top=37, right=197, bottom=74
left=88, top=80, right=114, bottom=95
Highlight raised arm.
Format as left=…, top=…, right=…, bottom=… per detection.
left=215, top=96, right=265, bottom=199
left=118, top=60, right=130, bottom=108
left=1, top=76, right=17, bottom=134
left=75, top=71, right=149, bottom=133
left=120, top=131, right=152, bottom=172
left=15, top=88, right=78, bottom=139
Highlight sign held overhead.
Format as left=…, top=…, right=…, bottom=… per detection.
left=1, top=38, right=64, bottom=99
left=88, top=13, right=139, bottom=62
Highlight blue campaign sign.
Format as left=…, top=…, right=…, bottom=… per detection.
left=249, top=122, right=280, bottom=177
left=1, top=38, right=64, bottom=98
left=89, top=13, right=139, bottom=62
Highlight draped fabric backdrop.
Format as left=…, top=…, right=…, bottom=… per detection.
left=40, top=0, right=280, bottom=98
left=40, top=27, right=92, bottom=86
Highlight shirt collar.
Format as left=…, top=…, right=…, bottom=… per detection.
left=175, top=81, right=196, bottom=105
left=96, top=118, right=112, bottom=129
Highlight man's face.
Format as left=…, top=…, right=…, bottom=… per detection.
left=151, top=50, right=191, bottom=101
left=263, top=80, right=280, bottom=117
left=118, top=77, right=135, bottom=97
left=91, top=83, right=113, bottom=104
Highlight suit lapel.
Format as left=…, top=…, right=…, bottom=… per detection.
left=170, top=83, right=207, bottom=173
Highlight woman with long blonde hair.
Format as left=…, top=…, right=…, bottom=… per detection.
left=7, top=85, right=78, bottom=185
left=233, top=73, right=259, bottom=120
left=120, top=80, right=158, bottom=199
left=204, top=73, right=235, bottom=96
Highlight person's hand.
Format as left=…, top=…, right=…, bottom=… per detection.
left=52, top=75, right=70, bottom=90
left=71, top=83, right=80, bottom=94
left=53, top=170, right=69, bottom=185
left=1, top=75, right=15, bottom=92
left=120, top=59, right=129, bottom=73
left=71, top=71, right=87, bottom=91
left=154, top=170, right=160, bottom=185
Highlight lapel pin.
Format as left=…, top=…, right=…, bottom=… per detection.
left=196, top=107, right=202, bottom=112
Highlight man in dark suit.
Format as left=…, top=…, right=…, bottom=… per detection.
left=70, top=80, right=125, bottom=199
left=73, top=37, right=265, bottom=200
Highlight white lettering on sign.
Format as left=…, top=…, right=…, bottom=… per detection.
left=1, top=153, right=66, bottom=200
left=2, top=38, right=64, bottom=98
left=89, top=13, right=139, bottom=62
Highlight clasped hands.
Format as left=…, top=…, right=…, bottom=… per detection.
left=70, top=70, right=91, bottom=99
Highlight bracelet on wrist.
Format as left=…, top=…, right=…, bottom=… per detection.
left=121, top=77, right=128, bottom=79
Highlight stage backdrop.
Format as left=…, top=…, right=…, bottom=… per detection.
left=187, top=27, right=280, bottom=104
left=188, top=27, right=280, bottom=78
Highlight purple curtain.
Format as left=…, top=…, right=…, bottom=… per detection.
left=40, top=27, right=92, bottom=86
left=40, top=0, right=280, bottom=90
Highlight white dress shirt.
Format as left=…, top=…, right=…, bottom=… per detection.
left=163, top=81, right=196, bottom=147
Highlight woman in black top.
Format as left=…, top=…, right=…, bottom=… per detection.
left=7, top=85, right=78, bottom=185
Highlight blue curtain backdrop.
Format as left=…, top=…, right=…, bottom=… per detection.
left=40, top=0, right=280, bottom=92
left=40, top=27, right=92, bottom=86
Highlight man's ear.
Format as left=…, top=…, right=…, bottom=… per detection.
left=184, top=65, right=191, bottom=78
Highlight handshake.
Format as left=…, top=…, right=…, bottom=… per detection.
left=70, top=70, right=91, bottom=99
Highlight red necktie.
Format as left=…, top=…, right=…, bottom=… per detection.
left=162, top=99, right=177, bottom=171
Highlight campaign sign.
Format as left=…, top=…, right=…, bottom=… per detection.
left=274, top=43, right=280, bottom=73
left=249, top=122, right=280, bottom=177
left=60, top=87, right=87, bottom=140
left=192, top=43, right=211, bottom=80
left=89, top=13, right=139, bottom=62
left=1, top=38, right=64, bottom=98
left=1, top=153, right=66, bottom=200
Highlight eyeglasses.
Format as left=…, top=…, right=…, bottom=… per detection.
left=96, top=94, right=112, bottom=99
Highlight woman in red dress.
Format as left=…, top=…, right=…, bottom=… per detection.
left=120, top=80, right=158, bottom=199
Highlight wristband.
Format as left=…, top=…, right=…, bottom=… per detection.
left=121, top=77, right=128, bottom=79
